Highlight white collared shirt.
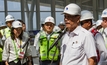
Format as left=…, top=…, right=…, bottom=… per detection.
left=89, top=27, right=107, bottom=65
left=61, top=26, right=97, bottom=65
left=2, top=35, right=31, bottom=63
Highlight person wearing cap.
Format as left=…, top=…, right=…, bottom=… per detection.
left=101, top=8, right=107, bottom=48
left=58, top=21, right=65, bottom=32
left=2, top=21, right=32, bottom=65
left=80, top=10, right=107, bottom=65
left=60, top=3, right=97, bottom=65
left=34, top=16, right=60, bottom=65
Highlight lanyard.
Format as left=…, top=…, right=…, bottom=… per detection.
left=12, top=39, right=22, bottom=58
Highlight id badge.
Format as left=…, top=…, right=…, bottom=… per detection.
left=19, top=52, right=25, bottom=59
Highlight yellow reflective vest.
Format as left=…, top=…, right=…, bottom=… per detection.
left=39, top=31, right=60, bottom=61
left=0, top=27, right=11, bottom=39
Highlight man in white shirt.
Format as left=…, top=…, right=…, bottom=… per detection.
left=101, top=8, right=107, bottom=48
left=60, top=3, right=97, bottom=65
left=80, top=10, right=107, bottom=65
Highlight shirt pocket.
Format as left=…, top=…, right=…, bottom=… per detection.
left=71, top=41, right=82, bottom=49
left=70, top=42, right=83, bottom=56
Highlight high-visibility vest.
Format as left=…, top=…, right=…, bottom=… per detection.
left=0, top=27, right=11, bottom=39
left=39, top=31, right=60, bottom=61
left=0, top=48, right=3, bottom=62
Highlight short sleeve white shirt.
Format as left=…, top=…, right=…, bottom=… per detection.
left=61, top=26, right=97, bottom=65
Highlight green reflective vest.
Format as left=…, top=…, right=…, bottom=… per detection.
left=0, top=27, right=11, bottom=39
left=0, top=48, right=3, bottom=62
left=39, top=31, right=60, bottom=61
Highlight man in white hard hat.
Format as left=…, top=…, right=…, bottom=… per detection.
left=95, top=20, right=103, bottom=33
left=80, top=10, right=107, bottom=65
left=60, top=3, right=97, bottom=65
left=5, top=15, right=15, bottom=28
left=101, top=8, right=107, bottom=48
left=34, top=16, right=60, bottom=65
left=0, top=15, right=15, bottom=40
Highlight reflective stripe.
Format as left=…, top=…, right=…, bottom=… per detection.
left=0, top=28, right=10, bottom=39
left=12, top=40, right=19, bottom=59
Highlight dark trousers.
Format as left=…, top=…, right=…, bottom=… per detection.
left=40, top=60, right=59, bottom=65
left=0, top=62, right=5, bottom=65
left=9, top=60, right=21, bottom=65
left=0, top=61, right=5, bottom=65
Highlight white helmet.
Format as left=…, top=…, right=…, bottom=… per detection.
left=44, top=16, right=55, bottom=24
left=101, top=8, right=107, bottom=18
left=0, top=21, right=6, bottom=27
left=5, top=15, right=15, bottom=22
left=80, top=10, right=94, bottom=21
left=12, top=21, right=22, bottom=28
left=53, top=26, right=61, bottom=32
left=59, top=21, right=65, bottom=25
left=96, top=20, right=103, bottom=27
left=62, top=3, right=81, bottom=15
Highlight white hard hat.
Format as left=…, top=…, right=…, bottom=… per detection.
left=44, top=16, right=55, bottom=24
left=53, top=26, right=61, bottom=32
left=5, top=15, right=15, bottom=22
left=0, top=22, right=6, bottom=27
left=80, top=10, right=94, bottom=21
left=59, top=21, right=65, bottom=25
left=62, top=3, right=81, bottom=15
left=101, top=8, right=107, bottom=18
left=1, top=23, right=6, bottom=27
left=96, top=20, right=103, bottom=27
left=92, top=20, right=96, bottom=26
left=12, top=21, right=22, bottom=28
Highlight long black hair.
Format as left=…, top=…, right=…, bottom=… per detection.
left=11, top=27, right=23, bottom=40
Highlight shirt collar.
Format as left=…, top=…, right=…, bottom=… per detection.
left=89, top=26, right=96, bottom=32
left=67, top=26, right=81, bottom=37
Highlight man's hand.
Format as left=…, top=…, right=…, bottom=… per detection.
left=88, top=57, right=97, bottom=65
